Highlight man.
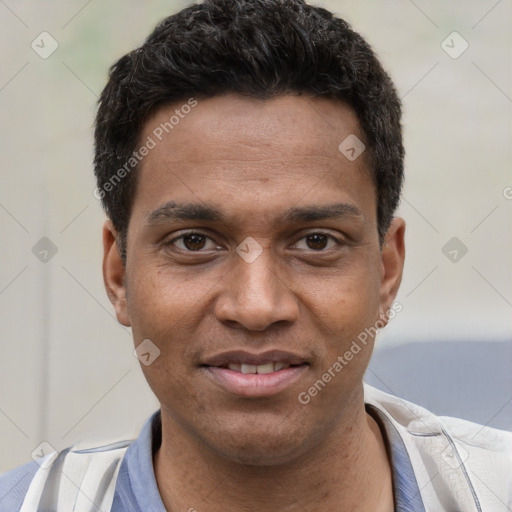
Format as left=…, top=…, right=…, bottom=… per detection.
left=1, top=0, right=510, bottom=510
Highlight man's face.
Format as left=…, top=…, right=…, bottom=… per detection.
left=103, top=94, right=404, bottom=465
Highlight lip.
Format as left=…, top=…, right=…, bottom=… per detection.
left=204, top=364, right=308, bottom=398
left=201, top=349, right=308, bottom=367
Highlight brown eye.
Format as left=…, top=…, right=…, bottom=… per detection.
left=169, top=232, right=219, bottom=252
left=305, top=233, right=329, bottom=250
left=293, top=232, right=340, bottom=251
left=182, top=233, right=207, bottom=251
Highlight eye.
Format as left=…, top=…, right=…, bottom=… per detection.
left=168, top=232, right=221, bottom=251
left=293, top=232, right=341, bottom=251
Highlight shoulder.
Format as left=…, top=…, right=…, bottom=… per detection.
left=364, top=383, right=512, bottom=509
left=0, top=460, right=39, bottom=512
left=0, top=439, right=134, bottom=512
left=437, top=414, right=512, bottom=471
left=365, top=383, right=512, bottom=454
left=433, top=411, right=512, bottom=508
left=0, top=412, right=158, bottom=512
left=439, top=413, right=512, bottom=448
left=365, top=383, right=512, bottom=450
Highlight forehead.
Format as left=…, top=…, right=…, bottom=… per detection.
left=132, top=94, right=376, bottom=227
left=141, top=94, right=365, bottom=163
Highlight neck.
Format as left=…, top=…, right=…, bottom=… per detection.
left=154, top=393, right=394, bottom=512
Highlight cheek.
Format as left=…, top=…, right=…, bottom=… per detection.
left=302, top=264, right=382, bottom=390
left=125, top=266, right=209, bottom=411
left=126, top=263, right=224, bottom=400
left=301, top=277, right=380, bottom=407
left=127, top=264, right=217, bottom=340
left=307, top=260, right=382, bottom=339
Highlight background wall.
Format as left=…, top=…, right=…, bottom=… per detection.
left=0, top=0, right=511, bottom=473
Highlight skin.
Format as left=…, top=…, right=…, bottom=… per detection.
left=103, top=94, right=405, bottom=512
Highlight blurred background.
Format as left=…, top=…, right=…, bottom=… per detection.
left=0, top=0, right=511, bottom=473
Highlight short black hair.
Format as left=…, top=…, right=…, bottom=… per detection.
left=94, top=0, right=404, bottom=258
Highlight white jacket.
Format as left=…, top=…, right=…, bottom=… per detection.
left=364, top=385, right=512, bottom=511
left=20, top=384, right=512, bottom=511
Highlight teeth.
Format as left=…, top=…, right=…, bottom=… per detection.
left=257, top=362, right=274, bottom=374
left=227, top=362, right=291, bottom=374
left=241, top=364, right=257, bottom=374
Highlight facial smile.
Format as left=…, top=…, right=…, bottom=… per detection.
left=202, top=350, right=310, bottom=398
left=225, top=362, right=293, bottom=374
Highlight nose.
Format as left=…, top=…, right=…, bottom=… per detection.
left=214, top=247, right=299, bottom=331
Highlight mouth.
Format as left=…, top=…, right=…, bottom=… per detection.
left=220, top=362, right=297, bottom=374
left=201, top=350, right=309, bottom=398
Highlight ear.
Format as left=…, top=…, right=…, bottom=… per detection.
left=102, top=219, right=131, bottom=327
left=378, top=217, right=405, bottom=326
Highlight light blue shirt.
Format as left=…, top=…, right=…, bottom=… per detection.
left=0, top=407, right=426, bottom=511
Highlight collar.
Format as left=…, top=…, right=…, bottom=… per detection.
left=363, top=383, right=482, bottom=511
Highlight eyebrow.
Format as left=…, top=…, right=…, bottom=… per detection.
left=146, top=201, right=365, bottom=226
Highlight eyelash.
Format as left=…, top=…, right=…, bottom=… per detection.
left=166, top=230, right=344, bottom=252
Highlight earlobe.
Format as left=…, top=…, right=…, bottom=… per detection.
left=379, top=217, right=406, bottom=325
left=102, top=219, right=131, bottom=327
